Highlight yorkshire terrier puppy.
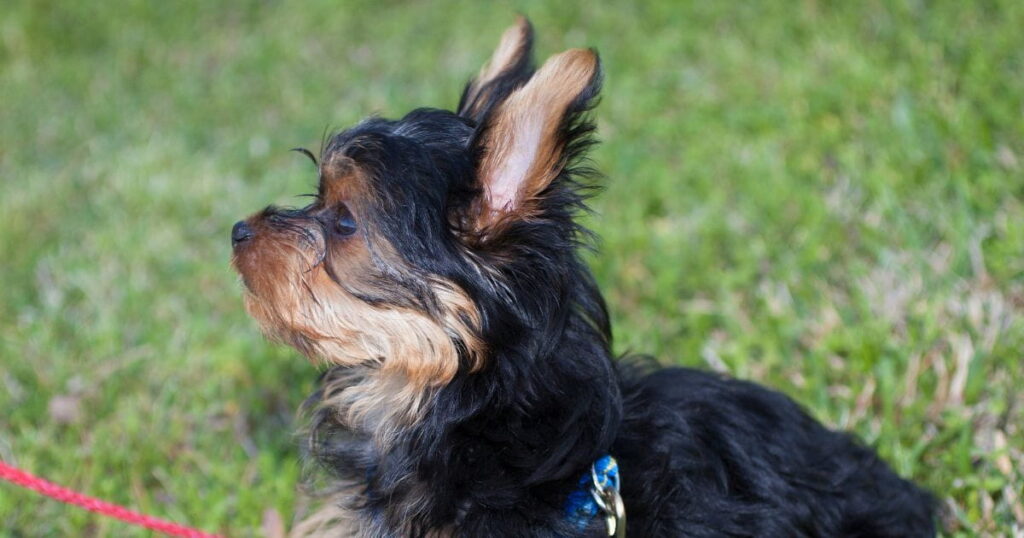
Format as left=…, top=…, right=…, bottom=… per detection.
left=231, top=17, right=935, bottom=538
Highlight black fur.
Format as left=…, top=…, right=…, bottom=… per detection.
left=266, top=24, right=935, bottom=538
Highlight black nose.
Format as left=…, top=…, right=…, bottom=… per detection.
left=231, top=221, right=253, bottom=246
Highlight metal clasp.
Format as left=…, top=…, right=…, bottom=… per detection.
left=590, top=463, right=626, bottom=537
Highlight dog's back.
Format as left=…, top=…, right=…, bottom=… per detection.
left=614, top=367, right=935, bottom=537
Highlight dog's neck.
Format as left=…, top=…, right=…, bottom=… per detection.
left=302, top=268, right=622, bottom=535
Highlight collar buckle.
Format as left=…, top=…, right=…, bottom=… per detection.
left=588, top=459, right=626, bottom=537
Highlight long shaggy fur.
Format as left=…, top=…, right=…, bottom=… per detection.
left=231, top=18, right=936, bottom=538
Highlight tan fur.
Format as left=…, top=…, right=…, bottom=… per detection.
left=289, top=494, right=362, bottom=538
left=320, top=154, right=367, bottom=204
left=289, top=495, right=455, bottom=538
left=461, top=16, right=532, bottom=118
left=233, top=214, right=482, bottom=444
left=287, top=453, right=457, bottom=538
left=475, top=49, right=598, bottom=228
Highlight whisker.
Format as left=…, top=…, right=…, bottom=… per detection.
left=291, top=147, right=319, bottom=167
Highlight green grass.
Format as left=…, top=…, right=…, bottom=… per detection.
left=2, top=1, right=1023, bottom=536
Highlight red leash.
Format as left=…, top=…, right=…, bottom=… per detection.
left=0, top=460, right=224, bottom=538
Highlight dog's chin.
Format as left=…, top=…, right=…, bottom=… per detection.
left=232, top=269, right=265, bottom=307
left=239, top=289, right=291, bottom=343
left=234, top=273, right=254, bottom=294
left=229, top=252, right=257, bottom=294
left=234, top=261, right=288, bottom=300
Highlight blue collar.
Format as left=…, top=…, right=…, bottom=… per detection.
left=563, top=455, right=622, bottom=534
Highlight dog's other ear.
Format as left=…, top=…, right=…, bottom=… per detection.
left=468, top=48, right=601, bottom=231
left=457, top=16, right=535, bottom=123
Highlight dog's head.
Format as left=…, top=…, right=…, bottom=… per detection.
left=231, top=18, right=604, bottom=423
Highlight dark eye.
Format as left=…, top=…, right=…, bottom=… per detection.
left=335, top=205, right=357, bottom=236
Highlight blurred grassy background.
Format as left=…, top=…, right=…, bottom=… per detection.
left=1, top=1, right=1022, bottom=536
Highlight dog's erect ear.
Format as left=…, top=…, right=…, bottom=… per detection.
left=457, top=16, right=535, bottom=123
left=467, top=48, right=601, bottom=230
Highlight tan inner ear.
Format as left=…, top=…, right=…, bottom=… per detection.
left=477, top=16, right=531, bottom=88
left=477, top=48, right=598, bottom=222
left=461, top=16, right=533, bottom=119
